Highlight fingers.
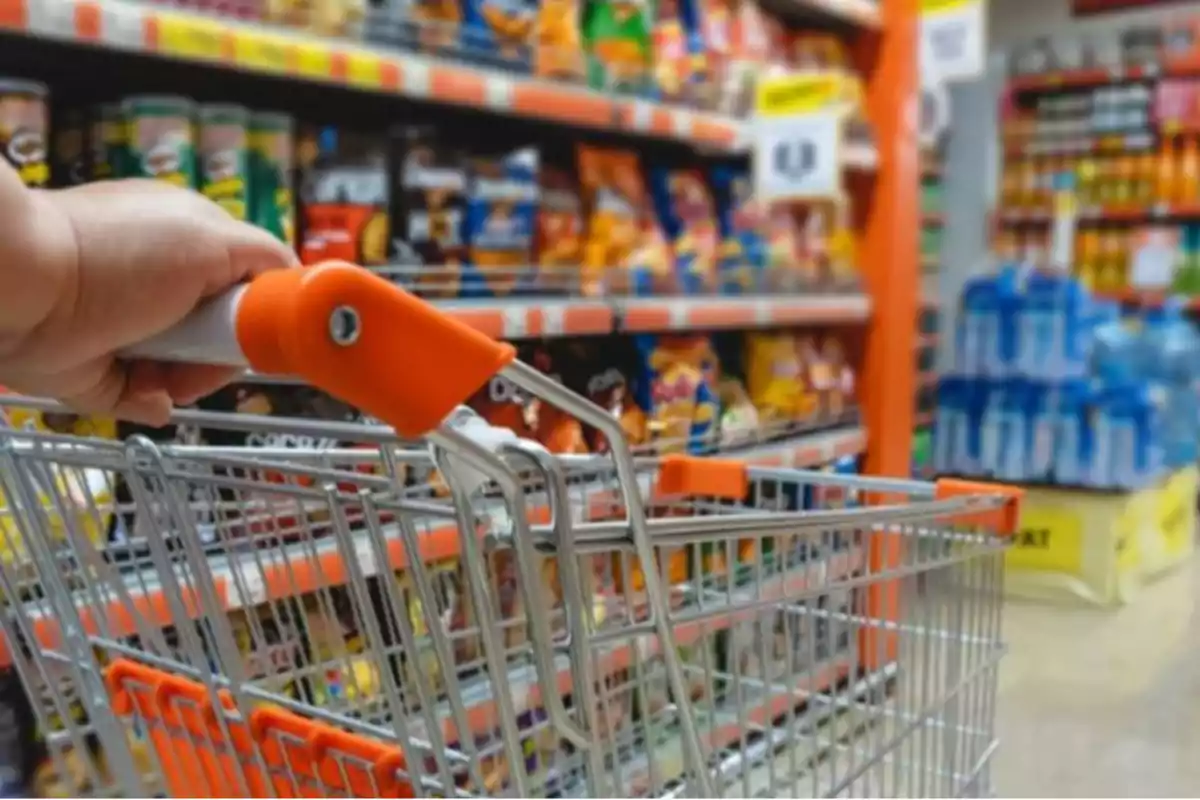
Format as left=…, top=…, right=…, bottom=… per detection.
left=212, top=217, right=298, bottom=298
left=59, top=358, right=236, bottom=427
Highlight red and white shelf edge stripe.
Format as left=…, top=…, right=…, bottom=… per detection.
left=0, top=0, right=881, bottom=156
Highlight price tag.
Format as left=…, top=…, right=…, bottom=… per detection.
left=753, top=73, right=846, bottom=202
left=156, top=12, right=227, bottom=62
left=1007, top=503, right=1083, bottom=574
left=346, top=51, right=382, bottom=89
left=295, top=41, right=333, bottom=81
left=919, top=0, right=985, bottom=84
left=233, top=30, right=293, bottom=75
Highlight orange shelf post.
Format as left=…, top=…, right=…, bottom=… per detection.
left=859, top=0, right=919, bottom=671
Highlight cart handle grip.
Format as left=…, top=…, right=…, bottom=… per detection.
left=120, top=261, right=516, bottom=438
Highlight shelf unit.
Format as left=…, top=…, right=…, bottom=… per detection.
left=0, top=0, right=921, bottom=792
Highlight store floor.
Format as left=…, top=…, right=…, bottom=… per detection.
left=994, top=550, right=1200, bottom=797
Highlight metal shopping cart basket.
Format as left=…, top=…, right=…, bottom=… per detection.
left=0, top=262, right=1021, bottom=799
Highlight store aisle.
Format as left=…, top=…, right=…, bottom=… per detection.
left=994, top=553, right=1200, bottom=797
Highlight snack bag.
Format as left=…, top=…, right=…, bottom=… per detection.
left=650, top=168, right=719, bottom=294
left=710, top=165, right=765, bottom=293
left=562, top=337, right=647, bottom=452
left=535, top=0, right=585, bottom=79
left=388, top=125, right=467, bottom=297
left=765, top=203, right=808, bottom=290
left=534, top=164, right=584, bottom=291
left=745, top=332, right=813, bottom=429
left=462, top=146, right=539, bottom=297
left=578, top=145, right=674, bottom=295
left=412, top=0, right=462, bottom=53
left=470, top=373, right=538, bottom=437
left=526, top=346, right=590, bottom=453
left=717, top=376, right=758, bottom=447
left=582, top=0, right=654, bottom=95
left=634, top=335, right=718, bottom=454
left=460, top=0, right=538, bottom=70
left=298, top=126, right=389, bottom=268
left=652, top=0, right=704, bottom=103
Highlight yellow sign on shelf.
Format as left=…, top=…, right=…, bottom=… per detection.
left=920, top=0, right=974, bottom=14
left=156, top=13, right=226, bottom=62
left=232, top=30, right=292, bottom=75
left=346, top=51, right=383, bottom=89
left=295, top=42, right=333, bottom=81
left=755, top=74, right=845, bottom=118
left=1009, top=503, right=1084, bottom=574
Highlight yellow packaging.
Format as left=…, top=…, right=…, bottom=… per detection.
left=745, top=333, right=816, bottom=426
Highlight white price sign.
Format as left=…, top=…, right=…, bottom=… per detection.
left=920, top=0, right=986, bottom=84
left=753, top=74, right=845, bottom=202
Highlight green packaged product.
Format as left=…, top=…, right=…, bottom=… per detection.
left=121, top=95, right=196, bottom=188
left=91, top=103, right=125, bottom=180
left=0, top=78, right=49, bottom=187
left=248, top=111, right=296, bottom=246
left=581, top=0, right=653, bottom=95
left=198, top=104, right=250, bottom=221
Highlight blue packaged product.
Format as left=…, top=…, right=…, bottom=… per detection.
left=933, top=377, right=963, bottom=475
left=1025, top=381, right=1057, bottom=481
left=649, top=168, right=720, bottom=294
left=1018, top=268, right=1091, bottom=380
left=1092, top=382, right=1160, bottom=489
left=956, top=275, right=991, bottom=377
left=977, top=381, right=1006, bottom=478
left=632, top=334, right=719, bottom=454
left=962, top=263, right=1024, bottom=379
left=710, top=166, right=766, bottom=294
left=980, top=380, right=1030, bottom=481
left=459, top=0, right=538, bottom=72
left=460, top=146, right=539, bottom=298
left=1053, top=379, right=1095, bottom=486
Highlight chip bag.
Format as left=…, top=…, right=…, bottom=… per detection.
left=535, top=164, right=584, bottom=291
left=582, top=0, right=654, bottom=95
left=745, top=332, right=815, bottom=429
left=652, top=0, right=704, bottom=103
left=460, top=0, right=538, bottom=70
left=461, top=145, right=539, bottom=297
left=536, top=0, right=586, bottom=78
left=765, top=203, right=810, bottom=291
left=578, top=145, right=674, bottom=295
left=634, top=335, right=719, bottom=454
left=711, top=165, right=766, bottom=293
left=298, top=126, right=389, bottom=268
left=650, top=167, right=720, bottom=294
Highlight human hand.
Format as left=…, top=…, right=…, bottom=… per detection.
left=0, top=160, right=297, bottom=426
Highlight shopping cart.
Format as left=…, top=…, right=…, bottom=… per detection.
left=0, top=261, right=1020, bottom=799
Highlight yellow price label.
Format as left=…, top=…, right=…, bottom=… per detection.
left=346, top=51, right=382, bottom=89
left=156, top=13, right=226, bottom=62
left=233, top=30, right=292, bottom=75
left=295, top=41, right=333, bottom=81
left=1007, top=503, right=1083, bottom=574
left=755, top=74, right=844, bottom=117
left=921, top=0, right=973, bottom=13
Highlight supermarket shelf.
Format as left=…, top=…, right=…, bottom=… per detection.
left=0, top=0, right=743, bottom=151
left=616, top=294, right=871, bottom=333
left=438, top=297, right=615, bottom=340
left=0, top=426, right=867, bottom=666
left=1000, top=204, right=1200, bottom=225
left=1008, top=63, right=1178, bottom=94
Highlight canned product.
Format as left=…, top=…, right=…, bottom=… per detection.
left=248, top=111, right=296, bottom=246
left=121, top=94, right=196, bottom=188
left=52, top=107, right=89, bottom=186
left=91, top=103, right=125, bottom=180
left=0, top=79, right=49, bottom=187
left=198, top=104, right=249, bottom=220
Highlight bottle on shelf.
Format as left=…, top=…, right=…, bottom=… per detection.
left=1181, top=137, right=1200, bottom=205
left=1158, top=138, right=1178, bottom=205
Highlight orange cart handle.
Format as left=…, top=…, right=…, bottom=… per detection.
left=120, top=261, right=516, bottom=438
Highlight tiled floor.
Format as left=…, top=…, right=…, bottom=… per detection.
left=994, top=551, right=1200, bottom=797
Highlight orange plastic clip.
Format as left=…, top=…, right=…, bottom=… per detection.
left=656, top=455, right=748, bottom=501
left=105, top=658, right=412, bottom=798
left=236, top=262, right=516, bottom=438
left=934, top=478, right=1024, bottom=536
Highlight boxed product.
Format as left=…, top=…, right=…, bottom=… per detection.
left=388, top=125, right=468, bottom=297
left=461, top=145, right=539, bottom=297
left=297, top=125, right=390, bottom=268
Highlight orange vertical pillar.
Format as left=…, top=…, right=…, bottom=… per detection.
left=859, top=0, right=919, bottom=671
